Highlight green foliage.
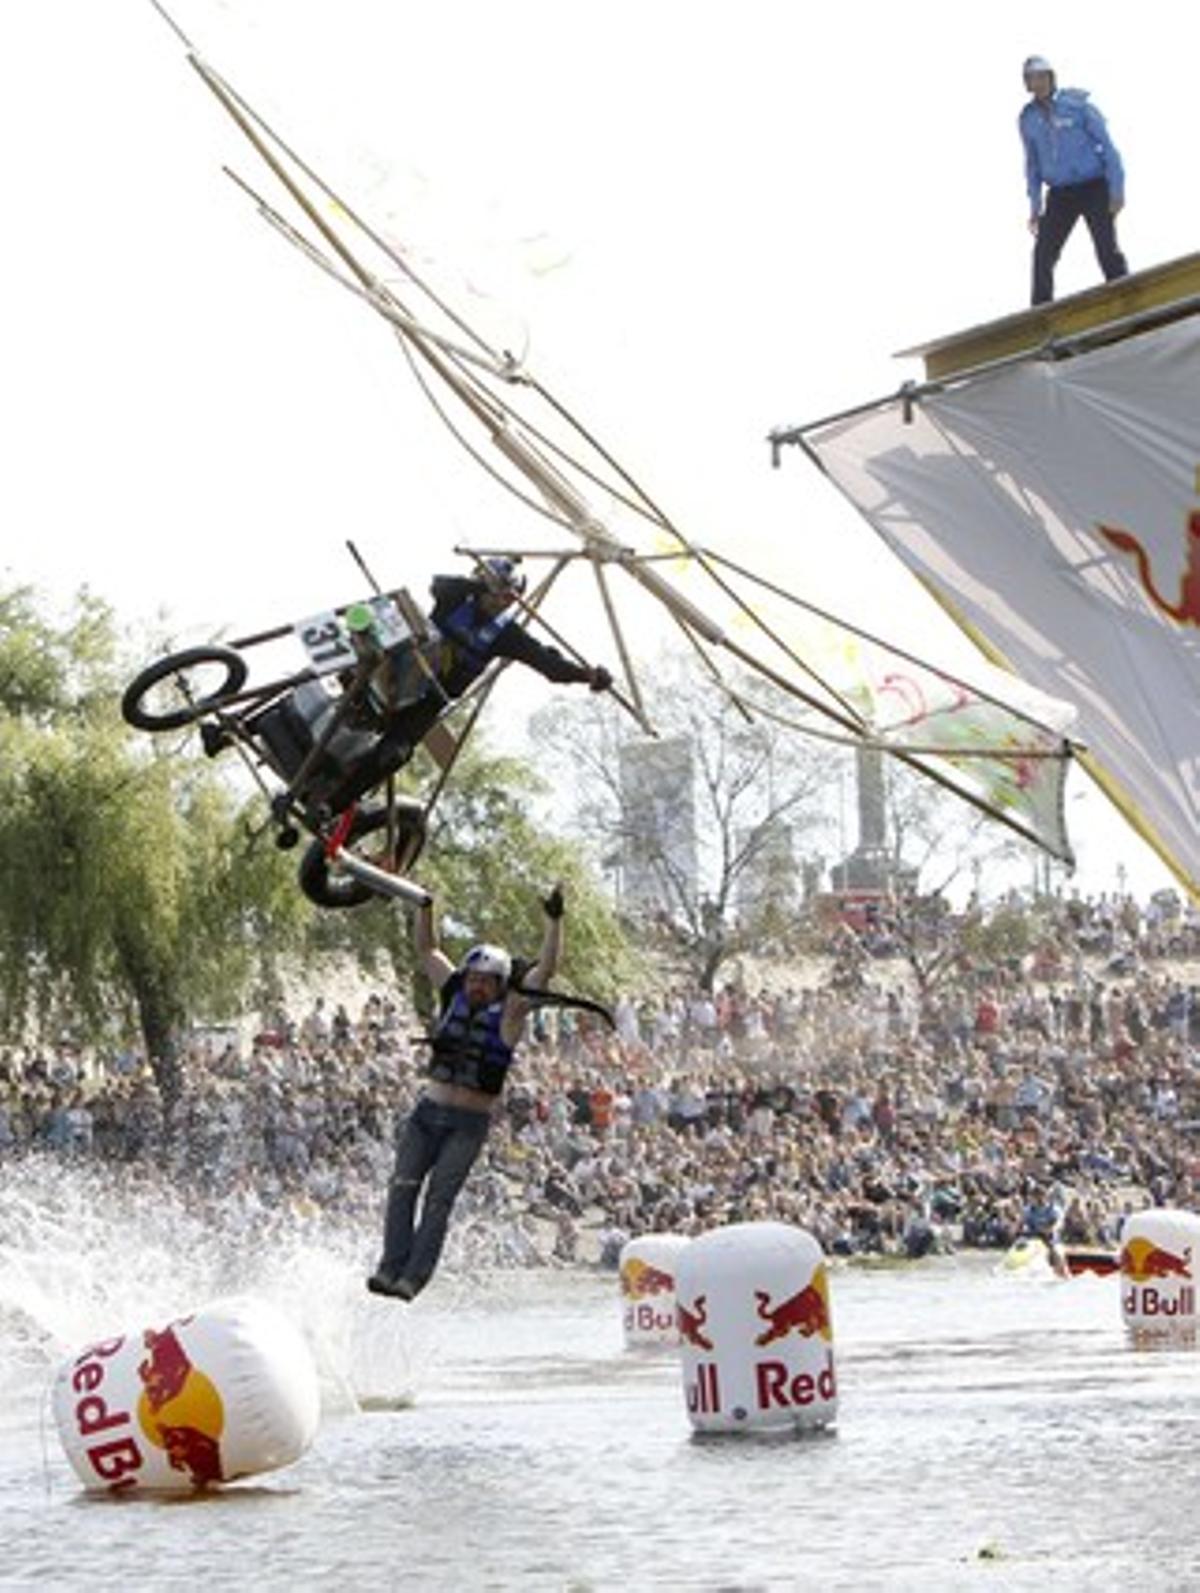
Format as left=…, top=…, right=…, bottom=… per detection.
left=0, top=586, right=307, bottom=1062
left=321, top=739, right=633, bottom=1006
left=0, top=586, right=630, bottom=1058
left=0, top=586, right=122, bottom=720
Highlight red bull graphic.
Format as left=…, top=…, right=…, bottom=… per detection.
left=1120, top=1225, right=1199, bottom=1330
left=620, top=1246, right=684, bottom=1344
left=677, top=1294, right=714, bottom=1352
left=753, top=1265, right=833, bottom=1346
left=620, top=1258, right=676, bottom=1299
left=1098, top=507, right=1200, bottom=627
left=1120, top=1239, right=1192, bottom=1281
left=54, top=1296, right=321, bottom=1494
left=136, top=1319, right=226, bottom=1487
left=674, top=1222, right=838, bottom=1434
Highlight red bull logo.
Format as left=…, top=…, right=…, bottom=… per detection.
left=753, top=1265, right=832, bottom=1346
left=1121, top=1237, right=1196, bottom=1324
left=136, top=1319, right=226, bottom=1488
left=677, top=1294, right=714, bottom=1351
left=1098, top=507, right=1200, bottom=627
left=1120, top=1238, right=1192, bottom=1282
left=620, top=1258, right=676, bottom=1299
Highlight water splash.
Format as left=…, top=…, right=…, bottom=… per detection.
left=0, top=1158, right=419, bottom=1424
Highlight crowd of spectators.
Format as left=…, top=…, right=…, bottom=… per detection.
left=3, top=888, right=1200, bottom=1270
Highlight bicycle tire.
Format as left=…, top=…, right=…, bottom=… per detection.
left=298, top=799, right=427, bottom=910
left=122, top=646, right=249, bottom=731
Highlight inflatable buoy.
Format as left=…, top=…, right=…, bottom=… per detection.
left=619, top=1235, right=691, bottom=1348
left=52, top=1296, right=321, bottom=1492
left=1119, top=1208, right=1200, bottom=1340
left=674, top=1222, right=837, bottom=1435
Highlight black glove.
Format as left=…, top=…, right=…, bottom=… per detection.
left=588, top=665, right=613, bottom=693
left=542, top=884, right=565, bottom=920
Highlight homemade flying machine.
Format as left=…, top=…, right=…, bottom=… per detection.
left=130, top=0, right=1086, bottom=909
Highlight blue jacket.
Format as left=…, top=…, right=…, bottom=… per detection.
left=1019, top=89, right=1124, bottom=216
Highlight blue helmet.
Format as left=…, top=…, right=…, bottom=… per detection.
left=478, top=556, right=526, bottom=597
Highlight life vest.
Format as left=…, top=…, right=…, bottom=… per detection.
left=436, top=595, right=515, bottom=686
left=426, top=975, right=515, bottom=1096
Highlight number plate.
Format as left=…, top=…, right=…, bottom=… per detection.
left=294, top=611, right=357, bottom=675
left=294, top=598, right=411, bottom=676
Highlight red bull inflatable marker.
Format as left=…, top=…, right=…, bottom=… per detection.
left=52, top=1296, right=321, bottom=1493
left=619, top=1235, right=691, bottom=1349
left=1119, top=1208, right=1200, bottom=1344
left=674, top=1222, right=837, bottom=1435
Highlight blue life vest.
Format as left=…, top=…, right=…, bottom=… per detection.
left=427, top=977, right=515, bottom=1095
left=437, top=596, right=514, bottom=682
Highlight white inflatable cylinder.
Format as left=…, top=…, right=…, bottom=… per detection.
left=619, top=1234, right=691, bottom=1348
left=52, top=1296, right=321, bottom=1492
left=675, top=1221, right=837, bottom=1434
left=1120, top=1208, right=1200, bottom=1338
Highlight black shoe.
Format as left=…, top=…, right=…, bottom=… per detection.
left=200, top=722, right=233, bottom=759
left=367, top=1270, right=418, bottom=1301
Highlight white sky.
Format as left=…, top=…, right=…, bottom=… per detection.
left=4, top=0, right=1195, bottom=902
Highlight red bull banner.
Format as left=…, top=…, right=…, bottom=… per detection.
left=52, top=1296, right=321, bottom=1492
left=620, top=1235, right=691, bottom=1349
left=674, top=1222, right=837, bottom=1435
left=1118, top=1209, right=1200, bottom=1341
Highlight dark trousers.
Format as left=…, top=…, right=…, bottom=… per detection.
left=330, top=693, right=443, bottom=809
left=378, top=1096, right=492, bottom=1294
left=1032, top=177, right=1128, bottom=305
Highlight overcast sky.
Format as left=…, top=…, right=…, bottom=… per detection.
left=4, top=0, right=1195, bottom=901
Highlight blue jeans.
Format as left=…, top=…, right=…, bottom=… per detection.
left=378, top=1096, right=492, bottom=1294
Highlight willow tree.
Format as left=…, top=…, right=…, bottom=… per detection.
left=0, top=587, right=308, bottom=1096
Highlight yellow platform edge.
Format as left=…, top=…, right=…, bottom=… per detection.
left=896, top=250, right=1200, bottom=381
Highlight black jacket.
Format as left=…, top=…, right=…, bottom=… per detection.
left=429, top=576, right=593, bottom=695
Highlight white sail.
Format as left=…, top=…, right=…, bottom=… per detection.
left=800, top=310, right=1200, bottom=894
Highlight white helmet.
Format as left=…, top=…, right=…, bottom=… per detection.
left=461, top=943, right=512, bottom=982
left=1023, top=55, right=1055, bottom=86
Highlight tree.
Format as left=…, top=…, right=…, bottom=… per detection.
left=0, top=587, right=309, bottom=1096
left=0, top=587, right=630, bottom=1081
left=530, top=655, right=833, bottom=989
left=861, top=760, right=1048, bottom=1001
left=315, top=737, right=634, bottom=1015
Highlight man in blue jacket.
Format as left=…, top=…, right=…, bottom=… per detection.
left=1019, top=55, right=1128, bottom=305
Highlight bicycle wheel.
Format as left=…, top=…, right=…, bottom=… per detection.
left=122, top=647, right=249, bottom=731
left=297, top=799, right=427, bottom=910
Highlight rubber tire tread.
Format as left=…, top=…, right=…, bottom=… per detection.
left=122, top=646, right=249, bottom=731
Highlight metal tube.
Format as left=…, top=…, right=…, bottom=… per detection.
left=769, top=294, right=1200, bottom=454
left=327, top=848, right=431, bottom=906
